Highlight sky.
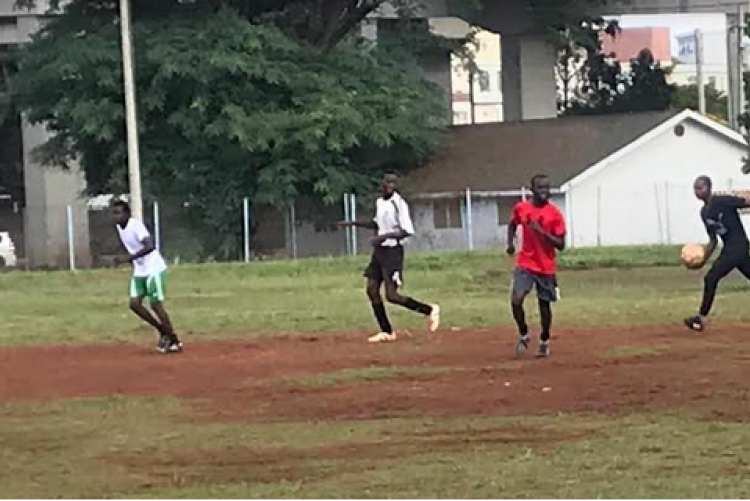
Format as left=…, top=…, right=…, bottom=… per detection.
left=611, top=13, right=728, bottom=58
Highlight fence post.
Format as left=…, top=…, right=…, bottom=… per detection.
left=153, top=200, right=161, bottom=252
left=351, top=194, right=357, bottom=255
left=343, top=194, right=351, bottom=255
left=290, top=201, right=298, bottom=260
left=243, top=197, right=250, bottom=263
left=664, top=181, right=672, bottom=244
left=564, top=190, right=574, bottom=248
left=654, top=183, right=664, bottom=245
left=66, top=205, right=76, bottom=272
left=596, top=185, right=602, bottom=247
left=465, top=188, right=474, bottom=251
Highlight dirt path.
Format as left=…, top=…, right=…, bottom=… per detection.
left=1, top=326, right=749, bottom=421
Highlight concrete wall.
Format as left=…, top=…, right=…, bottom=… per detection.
left=501, top=35, right=558, bottom=121
left=1, top=0, right=91, bottom=268
left=567, top=118, right=749, bottom=247
left=406, top=195, right=565, bottom=253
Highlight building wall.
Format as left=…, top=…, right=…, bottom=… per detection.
left=406, top=194, right=566, bottom=252
left=1, top=0, right=91, bottom=268
left=567, top=119, right=749, bottom=247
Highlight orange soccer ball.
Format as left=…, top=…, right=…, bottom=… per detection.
left=681, top=243, right=705, bottom=270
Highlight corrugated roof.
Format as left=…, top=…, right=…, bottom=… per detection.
left=404, top=111, right=677, bottom=194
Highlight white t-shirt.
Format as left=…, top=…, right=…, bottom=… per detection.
left=374, top=192, right=415, bottom=247
left=116, top=218, right=168, bottom=277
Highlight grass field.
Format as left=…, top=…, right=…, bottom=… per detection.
left=3, top=245, right=750, bottom=347
left=2, top=246, right=750, bottom=498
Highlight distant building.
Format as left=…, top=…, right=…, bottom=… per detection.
left=602, top=27, right=672, bottom=65
left=451, top=30, right=503, bottom=125
left=672, top=30, right=728, bottom=93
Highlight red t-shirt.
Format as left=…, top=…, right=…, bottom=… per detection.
left=511, top=200, right=566, bottom=276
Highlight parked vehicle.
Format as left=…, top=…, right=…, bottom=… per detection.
left=0, top=232, right=18, bottom=268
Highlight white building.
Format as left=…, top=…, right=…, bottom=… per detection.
left=402, top=109, right=749, bottom=250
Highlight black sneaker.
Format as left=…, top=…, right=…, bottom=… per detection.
left=166, top=335, right=183, bottom=354
left=156, top=333, right=171, bottom=354
left=684, top=316, right=705, bottom=332
left=537, top=341, right=550, bottom=358
left=515, top=335, right=530, bottom=356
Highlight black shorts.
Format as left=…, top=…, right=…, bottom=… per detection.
left=512, top=267, right=559, bottom=303
left=364, top=246, right=405, bottom=287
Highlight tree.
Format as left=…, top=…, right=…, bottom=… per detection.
left=671, top=83, right=728, bottom=123
left=562, top=42, right=674, bottom=116
left=554, top=19, right=620, bottom=113
left=15, top=8, right=447, bottom=258
left=741, top=13, right=750, bottom=174
left=14, top=0, right=424, bottom=55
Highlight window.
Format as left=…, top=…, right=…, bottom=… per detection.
left=477, top=70, right=490, bottom=92
left=433, top=199, right=463, bottom=229
left=453, top=111, right=469, bottom=125
left=497, top=199, right=517, bottom=225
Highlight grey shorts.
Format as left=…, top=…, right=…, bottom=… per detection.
left=512, top=267, right=559, bottom=303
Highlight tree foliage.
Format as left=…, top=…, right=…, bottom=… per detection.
left=672, top=83, right=728, bottom=123
left=741, top=13, right=750, bottom=174
left=15, top=7, right=446, bottom=257
left=15, top=0, right=421, bottom=55
left=555, top=19, right=674, bottom=116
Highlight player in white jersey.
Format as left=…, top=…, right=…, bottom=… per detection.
left=113, top=200, right=183, bottom=354
left=339, top=174, right=440, bottom=343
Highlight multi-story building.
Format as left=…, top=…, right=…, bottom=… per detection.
left=451, top=30, right=503, bottom=125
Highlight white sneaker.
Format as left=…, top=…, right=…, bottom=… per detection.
left=368, top=332, right=397, bottom=344
left=428, top=304, right=441, bottom=333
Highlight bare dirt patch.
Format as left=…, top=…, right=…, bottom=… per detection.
left=1, top=325, right=749, bottom=421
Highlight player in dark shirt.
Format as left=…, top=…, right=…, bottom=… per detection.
left=685, top=175, right=750, bottom=331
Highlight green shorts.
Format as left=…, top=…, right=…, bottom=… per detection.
left=130, top=272, right=167, bottom=304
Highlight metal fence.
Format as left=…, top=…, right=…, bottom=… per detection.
left=4, top=179, right=750, bottom=272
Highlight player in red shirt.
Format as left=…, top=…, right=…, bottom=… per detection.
left=506, top=174, right=567, bottom=358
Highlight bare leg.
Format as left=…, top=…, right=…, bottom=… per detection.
left=538, top=299, right=552, bottom=342
left=129, top=297, right=163, bottom=334
left=151, top=302, right=175, bottom=336
left=510, top=290, right=530, bottom=337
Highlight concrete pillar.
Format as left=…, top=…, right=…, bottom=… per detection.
left=420, top=49, right=453, bottom=119
left=22, top=121, right=91, bottom=269
left=727, top=11, right=744, bottom=130
left=501, top=35, right=558, bottom=121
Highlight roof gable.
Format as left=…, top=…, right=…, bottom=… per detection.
left=561, top=109, right=747, bottom=190
left=404, top=111, right=676, bottom=194
left=404, top=110, right=746, bottom=195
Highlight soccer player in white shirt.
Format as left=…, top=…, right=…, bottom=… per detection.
left=339, top=174, right=440, bottom=343
left=113, top=200, right=183, bottom=354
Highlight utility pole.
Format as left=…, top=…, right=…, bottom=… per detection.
left=468, top=69, right=476, bottom=124
left=695, top=29, right=706, bottom=115
left=119, top=0, right=143, bottom=219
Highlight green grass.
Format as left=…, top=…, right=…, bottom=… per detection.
left=280, top=366, right=451, bottom=388
left=0, top=246, right=745, bottom=346
left=3, top=246, right=750, bottom=498
left=599, top=345, right=670, bottom=359
left=2, top=397, right=750, bottom=498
